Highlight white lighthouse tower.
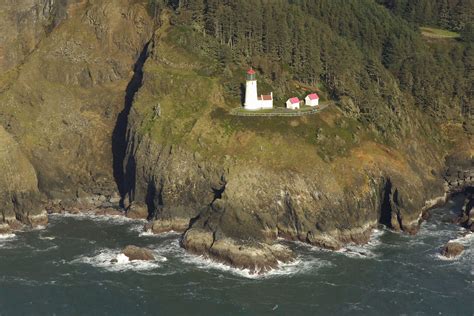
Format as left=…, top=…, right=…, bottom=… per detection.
left=244, top=68, right=259, bottom=110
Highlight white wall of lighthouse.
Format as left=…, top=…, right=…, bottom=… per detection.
left=244, top=79, right=259, bottom=110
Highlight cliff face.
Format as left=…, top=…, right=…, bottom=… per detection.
left=0, top=0, right=78, bottom=73
left=0, top=0, right=153, bottom=197
left=0, top=0, right=154, bottom=225
left=0, top=126, right=46, bottom=233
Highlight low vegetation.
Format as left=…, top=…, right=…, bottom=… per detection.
left=420, top=27, right=460, bottom=39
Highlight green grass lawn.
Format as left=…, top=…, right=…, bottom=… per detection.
left=420, top=27, right=460, bottom=39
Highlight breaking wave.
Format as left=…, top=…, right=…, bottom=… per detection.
left=0, top=233, right=16, bottom=240
left=180, top=254, right=330, bottom=279
left=150, top=238, right=331, bottom=279
left=336, top=228, right=384, bottom=259
left=50, top=212, right=144, bottom=225
left=71, top=248, right=167, bottom=272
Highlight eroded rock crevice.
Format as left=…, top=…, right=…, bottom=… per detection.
left=113, top=41, right=151, bottom=199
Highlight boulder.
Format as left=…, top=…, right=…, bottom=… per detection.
left=126, top=203, right=149, bottom=219
left=109, top=192, right=121, bottom=205
left=122, top=245, right=155, bottom=261
left=0, top=224, right=12, bottom=235
left=441, top=242, right=464, bottom=258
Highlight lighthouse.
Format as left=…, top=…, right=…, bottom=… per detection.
left=244, top=68, right=273, bottom=110
left=244, top=68, right=259, bottom=110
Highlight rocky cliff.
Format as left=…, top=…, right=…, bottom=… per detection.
left=0, top=1, right=472, bottom=272
left=0, top=0, right=154, bottom=227
left=0, top=126, right=46, bottom=233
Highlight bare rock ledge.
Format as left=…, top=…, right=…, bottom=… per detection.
left=182, top=228, right=295, bottom=274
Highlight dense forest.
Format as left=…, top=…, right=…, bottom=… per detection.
left=147, top=0, right=472, bottom=133
left=377, top=0, right=473, bottom=32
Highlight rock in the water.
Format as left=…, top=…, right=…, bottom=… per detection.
left=122, top=245, right=155, bottom=261
left=182, top=228, right=294, bottom=273
left=441, top=242, right=464, bottom=258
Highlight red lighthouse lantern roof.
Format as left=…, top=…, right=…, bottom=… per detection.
left=247, top=68, right=256, bottom=75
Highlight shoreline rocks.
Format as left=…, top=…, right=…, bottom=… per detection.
left=46, top=195, right=126, bottom=218
left=459, top=191, right=474, bottom=231
left=126, top=203, right=149, bottom=219
left=144, top=218, right=190, bottom=235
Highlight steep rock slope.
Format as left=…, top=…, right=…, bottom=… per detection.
left=0, top=126, right=46, bottom=233
left=0, top=0, right=78, bottom=73
left=0, top=0, right=154, bottom=202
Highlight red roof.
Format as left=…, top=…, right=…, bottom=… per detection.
left=288, top=97, right=300, bottom=104
left=307, top=93, right=319, bottom=100
left=258, top=94, right=273, bottom=101
left=247, top=68, right=256, bottom=75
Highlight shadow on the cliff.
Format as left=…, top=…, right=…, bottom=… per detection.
left=112, top=42, right=150, bottom=204
left=380, top=178, right=393, bottom=228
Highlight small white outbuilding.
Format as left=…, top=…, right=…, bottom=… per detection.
left=286, top=97, right=300, bottom=110
left=305, top=93, right=320, bottom=107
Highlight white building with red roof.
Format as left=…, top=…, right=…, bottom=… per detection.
left=305, top=93, right=320, bottom=107
left=286, top=97, right=300, bottom=110
left=244, top=68, right=273, bottom=110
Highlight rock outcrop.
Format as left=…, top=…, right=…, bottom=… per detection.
left=0, top=0, right=76, bottom=73
left=182, top=228, right=294, bottom=273
left=0, top=126, right=46, bottom=232
left=458, top=191, right=474, bottom=231
left=441, top=242, right=465, bottom=258
left=122, top=245, right=155, bottom=261
left=444, top=153, right=474, bottom=195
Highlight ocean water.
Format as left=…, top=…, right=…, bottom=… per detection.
left=0, top=197, right=472, bottom=315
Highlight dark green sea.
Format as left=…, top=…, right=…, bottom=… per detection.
left=0, top=196, right=472, bottom=315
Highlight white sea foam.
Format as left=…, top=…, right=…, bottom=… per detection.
left=139, top=230, right=156, bottom=237
left=0, top=233, right=16, bottom=240
left=33, top=245, right=59, bottom=252
left=434, top=253, right=460, bottom=261
left=39, top=235, right=56, bottom=240
left=139, top=230, right=181, bottom=238
left=148, top=238, right=329, bottom=279
left=336, top=229, right=385, bottom=259
left=302, top=228, right=385, bottom=259
left=448, top=232, right=474, bottom=245
left=179, top=252, right=327, bottom=279
left=72, top=248, right=167, bottom=272
left=50, top=212, right=145, bottom=225
left=32, top=225, right=46, bottom=231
